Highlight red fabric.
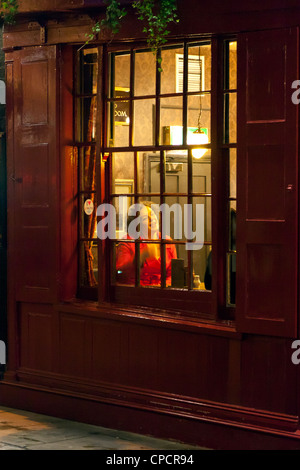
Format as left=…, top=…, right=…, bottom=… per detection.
left=115, top=234, right=177, bottom=286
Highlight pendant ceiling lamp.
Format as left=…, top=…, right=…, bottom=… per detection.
left=191, top=45, right=208, bottom=159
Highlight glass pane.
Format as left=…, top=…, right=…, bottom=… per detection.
left=77, top=48, right=98, bottom=95
left=192, top=155, right=211, bottom=194
left=76, top=97, right=97, bottom=142
left=187, top=43, right=211, bottom=93
left=229, top=200, right=237, bottom=252
left=80, top=194, right=97, bottom=239
left=161, top=45, right=184, bottom=94
left=79, top=147, right=97, bottom=191
left=160, top=96, right=183, bottom=145
left=139, top=241, right=162, bottom=287
left=224, top=40, right=237, bottom=90
left=187, top=93, right=211, bottom=145
left=137, top=198, right=161, bottom=237
left=133, top=99, right=155, bottom=146
left=229, top=148, right=237, bottom=199
left=114, top=240, right=136, bottom=286
left=163, top=196, right=187, bottom=244
left=170, top=248, right=187, bottom=289
left=191, top=196, right=211, bottom=245
left=134, top=50, right=156, bottom=96
left=108, top=100, right=130, bottom=147
left=193, top=245, right=212, bottom=291
left=227, top=252, right=236, bottom=305
left=224, top=92, right=237, bottom=144
left=111, top=153, right=135, bottom=193
left=79, top=241, right=98, bottom=287
left=139, top=153, right=166, bottom=194
left=138, top=152, right=160, bottom=194
left=113, top=53, right=130, bottom=95
left=111, top=195, right=134, bottom=240
left=165, top=153, right=188, bottom=194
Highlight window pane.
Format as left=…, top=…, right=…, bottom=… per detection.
left=229, top=200, right=236, bottom=251
left=108, top=100, right=130, bottom=147
left=139, top=154, right=161, bottom=194
left=79, top=193, right=97, bottom=239
left=79, top=241, right=98, bottom=287
left=187, top=43, right=211, bottom=93
left=77, top=48, right=98, bottom=95
left=227, top=252, right=236, bottom=305
left=111, top=153, right=135, bottom=193
left=227, top=201, right=236, bottom=306
left=114, top=240, right=136, bottom=286
left=165, top=153, right=188, bottom=194
left=161, top=45, right=184, bottom=94
left=113, top=53, right=130, bottom=95
left=134, top=50, right=156, bottom=96
left=229, top=148, right=237, bottom=199
left=223, top=92, right=237, bottom=144
left=191, top=196, right=212, bottom=245
left=170, top=249, right=187, bottom=289
left=79, top=146, right=97, bottom=191
left=192, top=154, right=211, bottom=194
left=224, top=40, right=237, bottom=90
left=139, top=241, right=162, bottom=287
left=160, top=96, right=183, bottom=145
left=187, top=93, right=211, bottom=145
left=163, top=195, right=187, bottom=243
left=111, top=195, right=134, bottom=240
left=133, top=98, right=155, bottom=146
left=76, top=97, right=97, bottom=142
left=194, top=246, right=212, bottom=291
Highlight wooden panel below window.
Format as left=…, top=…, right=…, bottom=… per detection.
left=19, top=303, right=53, bottom=371
left=58, top=314, right=89, bottom=377
left=15, top=303, right=298, bottom=420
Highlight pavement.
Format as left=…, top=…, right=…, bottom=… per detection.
left=0, top=406, right=208, bottom=451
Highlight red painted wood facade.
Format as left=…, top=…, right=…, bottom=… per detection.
left=1, top=0, right=300, bottom=450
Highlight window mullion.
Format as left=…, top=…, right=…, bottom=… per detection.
left=210, top=37, right=226, bottom=318
left=182, top=42, right=188, bottom=146
left=187, top=148, right=193, bottom=290
left=129, top=50, right=135, bottom=147
left=155, top=49, right=161, bottom=146
left=96, top=45, right=108, bottom=303
left=160, top=150, right=166, bottom=288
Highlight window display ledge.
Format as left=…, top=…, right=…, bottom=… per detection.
left=55, top=299, right=241, bottom=339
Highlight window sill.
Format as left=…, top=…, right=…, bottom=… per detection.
left=55, top=299, right=241, bottom=339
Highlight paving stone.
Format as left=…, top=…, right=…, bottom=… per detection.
left=0, top=406, right=208, bottom=450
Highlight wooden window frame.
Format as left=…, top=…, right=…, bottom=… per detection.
left=74, top=37, right=237, bottom=322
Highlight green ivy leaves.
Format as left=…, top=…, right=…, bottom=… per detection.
left=0, top=0, right=18, bottom=24
left=86, top=0, right=127, bottom=44
left=132, top=0, right=179, bottom=51
left=85, top=0, right=179, bottom=71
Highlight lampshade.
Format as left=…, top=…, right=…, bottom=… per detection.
left=188, top=129, right=209, bottom=159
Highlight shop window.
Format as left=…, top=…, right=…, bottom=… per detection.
left=74, top=39, right=237, bottom=319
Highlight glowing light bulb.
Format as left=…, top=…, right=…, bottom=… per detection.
left=189, top=130, right=209, bottom=159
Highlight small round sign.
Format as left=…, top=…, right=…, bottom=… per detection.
left=84, top=199, right=94, bottom=215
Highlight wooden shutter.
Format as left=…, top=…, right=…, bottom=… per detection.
left=236, top=28, right=298, bottom=337
left=6, top=46, right=59, bottom=303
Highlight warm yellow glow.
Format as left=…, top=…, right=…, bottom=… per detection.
left=189, top=130, right=209, bottom=159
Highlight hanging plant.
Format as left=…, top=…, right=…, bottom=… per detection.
left=133, top=0, right=179, bottom=71
left=84, top=0, right=127, bottom=46
left=132, top=0, right=178, bottom=51
left=0, top=0, right=18, bottom=24
left=84, top=0, right=179, bottom=70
